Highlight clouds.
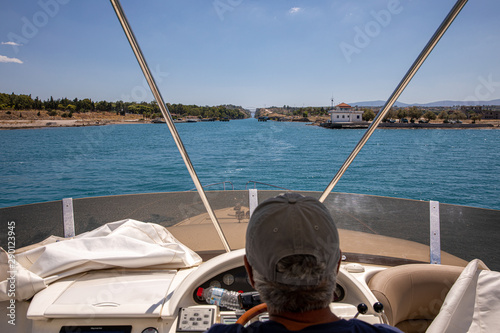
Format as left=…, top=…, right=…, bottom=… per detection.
left=0, top=42, right=23, bottom=64
left=0, top=55, right=23, bottom=64
left=2, top=42, right=22, bottom=46
left=1, top=41, right=23, bottom=63
left=288, top=7, right=302, bottom=15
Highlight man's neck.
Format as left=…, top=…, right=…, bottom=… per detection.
left=269, top=307, right=341, bottom=331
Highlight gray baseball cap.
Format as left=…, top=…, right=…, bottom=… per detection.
left=245, top=193, right=341, bottom=286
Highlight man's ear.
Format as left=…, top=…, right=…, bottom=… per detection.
left=243, top=255, right=255, bottom=288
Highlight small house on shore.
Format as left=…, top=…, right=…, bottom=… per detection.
left=329, top=103, right=364, bottom=123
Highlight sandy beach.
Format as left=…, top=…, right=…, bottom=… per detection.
left=0, top=110, right=145, bottom=129
left=0, top=119, right=147, bottom=130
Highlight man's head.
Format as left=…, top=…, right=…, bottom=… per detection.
left=244, top=193, right=341, bottom=313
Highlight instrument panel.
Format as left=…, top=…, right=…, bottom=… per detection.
left=192, top=265, right=346, bottom=306
left=192, top=266, right=254, bottom=305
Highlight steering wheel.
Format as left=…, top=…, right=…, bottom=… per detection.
left=235, top=303, right=268, bottom=325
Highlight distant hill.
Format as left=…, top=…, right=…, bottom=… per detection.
left=349, top=99, right=500, bottom=107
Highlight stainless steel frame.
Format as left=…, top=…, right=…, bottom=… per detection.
left=109, top=0, right=231, bottom=252
left=319, top=0, right=469, bottom=203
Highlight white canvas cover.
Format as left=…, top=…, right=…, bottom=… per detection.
left=0, top=219, right=202, bottom=301
left=426, top=259, right=500, bottom=333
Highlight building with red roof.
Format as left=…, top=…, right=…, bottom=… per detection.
left=328, top=103, right=364, bottom=123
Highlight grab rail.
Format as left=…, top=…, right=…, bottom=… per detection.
left=189, top=181, right=234, bottom=191
left=245, top=181, right=291, bottom=191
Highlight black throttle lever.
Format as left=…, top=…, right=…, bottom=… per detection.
left=373, top=302, right=389, bottom=324
left=353, top=303, right=368, bottom=319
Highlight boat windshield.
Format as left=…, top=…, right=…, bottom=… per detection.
left=0, top=1, right=498, bottom=273
left=2, top=190, right=498, bottom=271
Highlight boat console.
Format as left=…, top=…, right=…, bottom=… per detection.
left=26, top=249, right=385, bottom=333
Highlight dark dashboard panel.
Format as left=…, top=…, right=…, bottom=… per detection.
left=193, top=266, right=346, bottom=305
left=193, top=266, right=254, bottom=305
left=59, top=326, right=132, bottom=333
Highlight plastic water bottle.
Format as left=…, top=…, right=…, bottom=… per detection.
left=197, top=287, right=241, bottom=310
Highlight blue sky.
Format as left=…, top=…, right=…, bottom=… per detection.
left=1, top=0, right=499, bottom=109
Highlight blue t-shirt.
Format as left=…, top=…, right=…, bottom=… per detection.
left=205, top=319, right=403, bottom=333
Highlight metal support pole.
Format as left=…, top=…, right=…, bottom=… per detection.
left=430, top=201, right=441, bottom=264
left=110, top=0, right=230, bottom=252
left=319, top=0, right=468, bottom=203
left=248, top=189, right=258, bottom=218
left=62, top=198, right=75, bottom=238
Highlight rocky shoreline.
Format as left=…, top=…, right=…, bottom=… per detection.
left=1, top=117, right=498, bottom=130
left=0, top=110, right=147, bottom=130
left=319, top=122, right=498, bottom=129
left=0, top=119, right=145, bottom=130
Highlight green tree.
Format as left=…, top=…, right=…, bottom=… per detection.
left=408, top=106, right=423, bottom=122
left=423, top=111, right=437, bottom=122
left=77, top=98, right=93, bottom=112
left=451, top=111, right=467, bottom=120
left=13, top=94, right=33, bottom=110
left=115, top=100, right=125, bottom=115
left=397, top=109, right=407, bottom=121
left=96, top=100, right=112, bottom=111
left=438, top=110, right=449, bottom=120
left=0, top=93, right=10, bottom=107
left=470, top=112, right=482, bottom=123
left=45, top=96, right=57, bottom=110
left=33, top=96, right=43, bottom=110
left=362, top=109, right=376, bottom=121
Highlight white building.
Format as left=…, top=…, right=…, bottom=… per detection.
left=329, top=103, right=364, bottom=123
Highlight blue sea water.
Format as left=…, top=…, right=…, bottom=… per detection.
left=0, top=119, right=499, bottom=210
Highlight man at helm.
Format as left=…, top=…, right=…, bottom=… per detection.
left=206, top=193, right=402, bottom=332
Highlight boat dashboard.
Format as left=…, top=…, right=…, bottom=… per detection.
left=26, top=249, right=385, bottom=333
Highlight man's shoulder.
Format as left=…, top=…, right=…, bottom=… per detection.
left=204, top=323, right=241, bottom=333
left=204, top=319, right=403, bottom=333
left=341, top=319, right=403, bottom=332
left=204, top=321, right=271, bottom=333
left=302, top=319, right=402, bottom=332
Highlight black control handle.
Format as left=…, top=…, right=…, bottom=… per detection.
left=373, top=302, right=384, bottom=313
left=353, top=303, right=368, bottom=319
left=373, top=302, right=389, bottom=324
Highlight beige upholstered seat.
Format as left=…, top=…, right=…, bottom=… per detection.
left=368, top=264, right=463, bottom=333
